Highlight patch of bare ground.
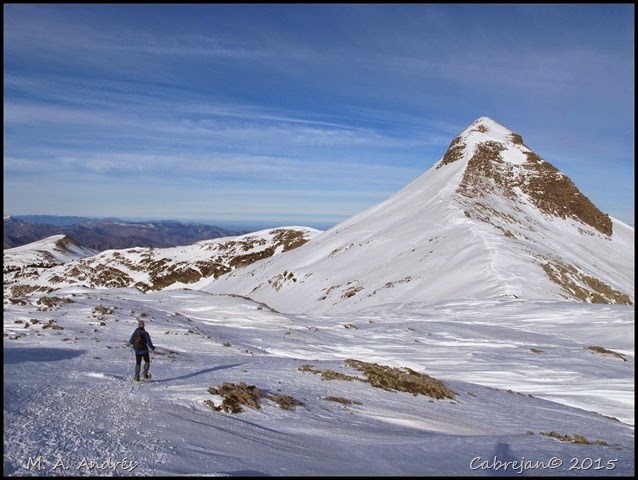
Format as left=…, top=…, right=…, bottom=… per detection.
left=540, top=431, right=607, bottom=446
left=509, top=133, right=527, bottom=147
left=506, top=389, right=534, bottom=398
left=539, top=257, right=632, bottom=305
left=149, top=265, right=202, bottom=290
left=36, top=296, right=74, bottom=309
left=298, top=364, right=358, bottom=382
left=5, top=298, right=27, bottom=305
left=585, top=346, right=627, bottom=362
left=318, top=284, right=342, bottom=301
left=241, top=238, right=266, bottom=251
left=205, top=382, right=303, bottom=414
left=133, top=259, right=232, bottom=291
left=269, top=394, right=304, bottom=411
left=230, top=247, right=276, bottom=269
left=92, top=265, right=134, bottom=289
left=42, top=319, right=64, bottom=330
left=368, top=277, right=412, bottom=297
left=342, top=285, right=363, bottom=299
left=10, top=285, right=52, bottom=297
left=205, top=382, right=262, bottom=413
left=322, top=396, right=362, bottom=405
left=437, top=135, right=467, bottom=169
left=194, top=260, right=231, bottom=279
left=269, top=270, right=298, bottom=292
left=299, top=362, right=456, bottom=401
left=344, top=359, right=458, bottom=400
left=64, top=265, right=87, bottom=282
left=92, top=305, right=113, bottom=315
left=329, top=243, right=355, bottom=257
left=270, top=229, right=310, bottom=252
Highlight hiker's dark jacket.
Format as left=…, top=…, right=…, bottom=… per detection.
left=129, top=328, right=154, bottom=355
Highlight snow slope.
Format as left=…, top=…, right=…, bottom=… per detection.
left=202, top=117, right=634, bottom=314
left=3, top=288, right=634, bottom=476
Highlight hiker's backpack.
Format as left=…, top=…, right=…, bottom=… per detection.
left=133, top=330, right=147, bottom=351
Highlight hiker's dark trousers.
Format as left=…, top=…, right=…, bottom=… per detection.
left=135, top=353, right=150, bottom=379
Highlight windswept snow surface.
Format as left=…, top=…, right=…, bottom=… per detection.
left=3, top=288, right=634, bottom=476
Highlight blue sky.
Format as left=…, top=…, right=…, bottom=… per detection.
left=4, top=4, right=634, bottom=229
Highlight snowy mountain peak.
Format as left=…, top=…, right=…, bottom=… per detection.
left=435, top=117, right=612, bottom=237
left=463, top=116, right=514, bottom=138
left=203, top=118, right=633, bottom=313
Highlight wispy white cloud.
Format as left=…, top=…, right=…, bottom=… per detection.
left=5, top=149, right=422, bottom=192
left=4, top=96, right=438, bottom=159
left=3, top=5, right=633, bottom=225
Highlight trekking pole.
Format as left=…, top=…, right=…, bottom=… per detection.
left=126, top=345, right=133, bottom=379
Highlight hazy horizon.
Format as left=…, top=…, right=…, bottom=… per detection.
left=4, top=212, right=340, bottom=233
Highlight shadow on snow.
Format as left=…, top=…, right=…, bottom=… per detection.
left=142, top=363, right=247, bottom=383
left=3, top=346, right=86, bottom=364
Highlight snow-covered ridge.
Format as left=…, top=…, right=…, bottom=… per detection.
left=3, top=228, right=321, bottom=297
left=3, top=234, right=98, bottom=272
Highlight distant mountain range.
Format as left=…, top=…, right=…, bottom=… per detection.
left=3, top=216, right=248, bottom=251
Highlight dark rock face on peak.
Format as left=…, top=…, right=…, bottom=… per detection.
left=437, top=135, right=466, bottom=169
left=519, top=151, right=612, bottom=236
left=442, top=119, right=613, bottom=236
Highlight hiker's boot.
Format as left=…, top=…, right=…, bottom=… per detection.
left=143, top=362, right=150, bottom=379
left=134, top=363, right=141, bottom=381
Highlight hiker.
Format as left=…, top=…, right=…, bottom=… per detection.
left=129, top=319, right=155, bottom=381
